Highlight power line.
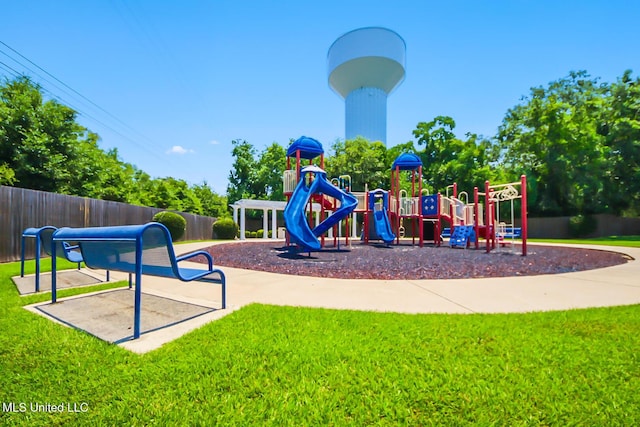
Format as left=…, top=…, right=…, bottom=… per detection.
left=0, top=40, right=157, bottom=146
left=109, top=1, right=209, bottom=109
left=0, top=59, right=22, bottom=78
left=0, top=40, right=163, bottom=160
left=1, top=58, right=143, bottom=151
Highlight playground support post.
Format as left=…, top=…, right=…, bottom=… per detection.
left=473, top=186, right=479, bottom=249
left=363, top=190, right=369, bottom=244
left=521, top=174, right=527, bottom=256
left=285, top=156, right=292, bottom=246
left=483, top=176, right=528, bottom=256
left=393, top=165, right=400, bottom=245
left=418, top=165, right=423, bottom=247
left=485, top=180, right=491, bottom=253
left=436, top=193, right=442, bottom=247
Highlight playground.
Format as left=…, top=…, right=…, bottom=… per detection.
left=200, top=240, right=630, bottom=280
left=281, top=136, right=530, bottom=256
left=199, top=135, right=634, bottom=280
left=7, top=134, right=637, bottom=352
left=10, top=134, right=635, bottom=353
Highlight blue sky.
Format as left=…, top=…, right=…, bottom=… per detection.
left=2, top=1, right=639, bottom=195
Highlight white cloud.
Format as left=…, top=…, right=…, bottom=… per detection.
left=210, top=140, right=220, bottom=145
left=166, top=145, right=194, bottom=155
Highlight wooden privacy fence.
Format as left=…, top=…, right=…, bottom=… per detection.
left=0, top=185, right=219, bottom=263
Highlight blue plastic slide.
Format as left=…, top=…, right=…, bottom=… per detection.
left=284, top=167, right=358, bottom=252
left=372, top=209, right=396, bottom=244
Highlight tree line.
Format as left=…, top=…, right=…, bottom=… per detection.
left=2, top=70, right=639, bottom=220
left=0, top=76, right=227, bottom=218
left=228, top=70, right=639, bottom=218
left=498, top=70, right=639, bottom=216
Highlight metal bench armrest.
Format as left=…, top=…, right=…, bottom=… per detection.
left=176, top=250, right=213, bottom=270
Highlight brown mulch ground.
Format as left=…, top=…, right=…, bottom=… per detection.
left=199, top=241, right=631, bottom=280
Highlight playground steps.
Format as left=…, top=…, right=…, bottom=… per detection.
left=449, top=226, right=476, bottom=249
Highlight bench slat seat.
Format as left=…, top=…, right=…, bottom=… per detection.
left=61, top=243, right=84, bottom=264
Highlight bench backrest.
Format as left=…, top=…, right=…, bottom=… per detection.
left=53, top=223, right=177, bottom=276
left=22, top=226, right=56, bottom=254
left=31, top=227, right=82, bottom=261
left=501, top=227, right=522, bottom=237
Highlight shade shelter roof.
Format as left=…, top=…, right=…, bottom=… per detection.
left=287, top=136, right=324, bottom=160
left=392, top=152, right=422, bottom=170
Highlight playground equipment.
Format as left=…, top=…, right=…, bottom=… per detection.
left=420, top=182, right=474, bottom=248
left=390, top=153, right=424, bottom=246
left=477, top=176, right=528, bottom=256
left=436, top=182, right=482, bottom=249
left=387, top=152, right=465, bottom=247
left=385, top=153, right=527, bottom=255
left=363, top=189, right=395, bottom=245
left=284, top=166, right=357, bottom=251
left=436, top=177, right=528, bottom=255
left=283, top=139, right=528, bottom=255
left=283, top=136, right=361, bottom=251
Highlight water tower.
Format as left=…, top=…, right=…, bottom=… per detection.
left=328, top=27, right=406, bottom=145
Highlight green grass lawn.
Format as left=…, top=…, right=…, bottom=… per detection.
left=2, top=257, right=639, bottom=426
left=530, top=235, right=640, bottom=247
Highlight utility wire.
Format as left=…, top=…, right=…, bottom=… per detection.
left=0, top=40, right=163, bottom=160
left=0, top=59, right=22, bottom=78
left=109, top=0, right=209, bottom=109
left=0, top=40, right=158, bottom=147
left=1, top=58, right=164, bottom=162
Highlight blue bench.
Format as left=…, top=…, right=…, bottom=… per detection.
left=21, top=226, right=89, bottom=292
left=51, top=222, right=226, bottom=339
left=498, top=227, right=522, bottom=239
left=443, top=227, right=522, bottom=240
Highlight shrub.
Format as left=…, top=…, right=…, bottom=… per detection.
left=152, top=211, right=187, bottom=241
left=212, top=218, right=238, bottom=240
left=256, top=229, right=264, bottom=238
left=568, top=214, right=598, bottom=238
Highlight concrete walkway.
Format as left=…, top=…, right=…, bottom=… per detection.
left=172, top=240, right=640, bottom=314
left=25, top=240, right=640, bottom=353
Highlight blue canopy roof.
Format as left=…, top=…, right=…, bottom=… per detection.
left=392, top=152, right=422, bottom=170
left=287, top=136, right=324, bottom=160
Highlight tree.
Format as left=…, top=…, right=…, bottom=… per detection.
left=325, top=136, right=389, bottom=191
left=598, top=70, right=640, bottom=215
left=255, top=142, right=286, bottom=201
left=97, top=154, right=137, bottom=203
left=0, top=76, right=87, bottom=192
left=497, top=71, right=609, bottom=216
left=0, top=163, right=15, bottom=185
left=192, top=181, right=229, bottom=218
left=147, top=177, right=203, bottom=214
left=63, top=141, right=136, bottom=202
left=169, top=178, right=204, bottom=215
left=386, top=140, right=418, bottom=167
left=227, top=139, right=259, bottom=204
left=412, top=116, right=499, bottom=194
left=1, top=76, right=229, bottom=216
